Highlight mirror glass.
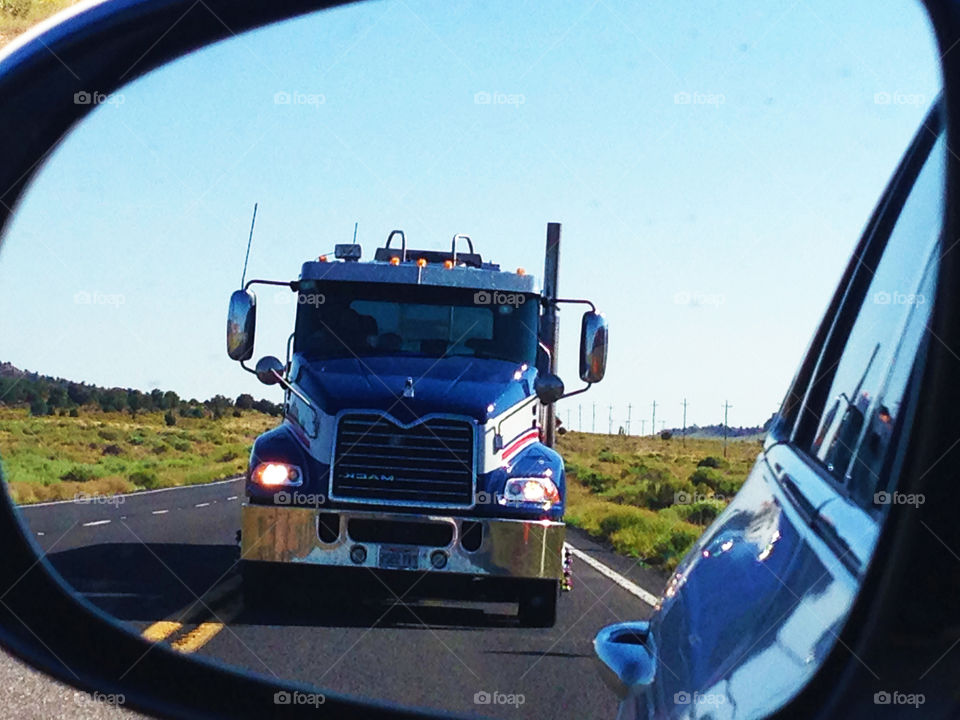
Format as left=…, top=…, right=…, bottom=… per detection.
left=579, top=311, right=608, bottom=384
left=227, top=289, right=257, bottom=361
left=0, top=1, right=938, bottom=718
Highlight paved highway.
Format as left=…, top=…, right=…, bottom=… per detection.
left=16, top=480, right=667, bottom=719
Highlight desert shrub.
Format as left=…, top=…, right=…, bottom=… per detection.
left=97, top=428, right=120, bottom=441
left=164, top=410, right=177, bottom=426
left=101, top=444, right=122, bottom=456
left=59, top=465, right=98, bottom=483
left=597, top=448, right=622, bottom=464
left=697, top=456, right=726, bottom=469
left=577, top=468, right=616, bottom=493
left=129, top=470, right=160, bottom=489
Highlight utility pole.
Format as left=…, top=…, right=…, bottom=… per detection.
left=578, top=404, right=582, bottom=432
left=722, top=400, right=733, bottom=457
left=592, top=402, right=596, bottom=434
left=651, top=401, right=657, bottom=439
left=640, top=419, right=646, bottom=436
left=626, top=403, right=632, bottom=436
left=681, top=398, right=688, bottom=446
left=608, top=405, right=613, bottom=435
left=659, top=420, right=666, bottom=433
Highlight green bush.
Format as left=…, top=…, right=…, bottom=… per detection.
left=97, top=428, right=120, bottom=441
left=578, top=468, right=616, bottom=493
left=128, top=434, right=145, bottom=446
left=597, top=448, right=622, bottom=464
left=59, top=465, right=98, bottom=483
left=129, top=470, right=160, bottom=489
left=697, top=456, right=726, bottom=469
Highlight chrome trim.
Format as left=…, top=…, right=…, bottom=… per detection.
left=328, top=409, right=478, bottom=510
left=241, top=505, right=565, bottom=579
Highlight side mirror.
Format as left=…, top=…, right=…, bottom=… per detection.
left=226, top=289, right=257, bottom=361
left=254, top=355, right=284, bottom=385
left=593, top=621, right=657, bottom=699
left=580, top=311, right=608, bottom=383
left=534, top=372, right=565, bottom=405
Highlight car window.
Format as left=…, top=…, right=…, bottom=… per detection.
left=809, top=134, right=944, bottom=493
left=847, top=254, right=937, bottom=508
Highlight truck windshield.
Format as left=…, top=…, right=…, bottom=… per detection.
left=293, top=280, right=538, bottom=364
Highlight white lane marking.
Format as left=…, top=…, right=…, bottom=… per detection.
left=194, top=502, right=210, bottom=508
left=564, top=542, right=660, bottom=607
left=36, top=532, right=45, bottom=537
left=19, top=476, right=244, bottom=508
left=151, top=510, right=169, bottom=515
left=82, top=520, right=111, bottom=527
left=226, top=496, right=238, bottom=501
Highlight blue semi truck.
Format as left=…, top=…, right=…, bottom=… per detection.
left=226, top=226, right=607, bottom=626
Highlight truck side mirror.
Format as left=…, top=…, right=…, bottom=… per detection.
left=254, top=356, right=284, bottom=385
left=580, top=311, right=608, bottom=383
left=534, top=372, right=565, bottom=404
left=227, top=289, right=257, bottom=361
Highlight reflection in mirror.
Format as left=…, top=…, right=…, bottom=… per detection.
left=0, top=1, right=939, bottom=718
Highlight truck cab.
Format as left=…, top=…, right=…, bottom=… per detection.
left=226, top=229, right=607, bottom=626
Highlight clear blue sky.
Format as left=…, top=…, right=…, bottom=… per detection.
left=0, top=0, right=941, bottom=430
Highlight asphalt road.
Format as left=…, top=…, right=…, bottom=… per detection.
left=15, top=480, right=667, bottom=719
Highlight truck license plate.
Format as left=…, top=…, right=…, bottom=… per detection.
left=379, top=546, right=419, bottom=571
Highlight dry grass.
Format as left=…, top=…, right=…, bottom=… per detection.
left=0, top=407, right=276, bottom=504
left=0, top=0, right=84, bottom=48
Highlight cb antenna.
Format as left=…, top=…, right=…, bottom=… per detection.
left=240, top=202, right=258, bottom=287
left=352, top=221, right=358, bottom=244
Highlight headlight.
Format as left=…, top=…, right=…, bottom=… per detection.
left=502, top=476, right=560, bottom=507
left=251, top=462, right=302, bottom=487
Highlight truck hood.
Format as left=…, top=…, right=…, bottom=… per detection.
left=291, top=355, right=535, bottom=424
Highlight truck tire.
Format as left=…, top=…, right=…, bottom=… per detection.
left=518, top=580, right=558, bottom=627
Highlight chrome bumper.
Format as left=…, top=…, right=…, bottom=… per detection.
left=241, top=504, right=565, bottom=580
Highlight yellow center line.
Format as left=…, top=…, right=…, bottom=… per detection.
left=170, top=601, right=242, bottom=654
left=138, top=575, right=242, bottom=647
left=141, top=620, right=183, bottom=643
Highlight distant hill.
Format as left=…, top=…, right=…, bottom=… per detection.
left=0, top=362, right=281, bottom=418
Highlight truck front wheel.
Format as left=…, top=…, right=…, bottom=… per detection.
left=518, top=580, right=558, bottom=627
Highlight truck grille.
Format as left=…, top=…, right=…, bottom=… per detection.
left=331, top=413, right=475, bottom=507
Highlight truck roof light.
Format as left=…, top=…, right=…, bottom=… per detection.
left=517, top=267, right=526, bottom=275
left=443, top=260, right=454, bottom=269
left=389, top=256, right=400, bottom=266
left=318, top=255, right=328, bottom=262
left=416, top=258, right=427, bottom=268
